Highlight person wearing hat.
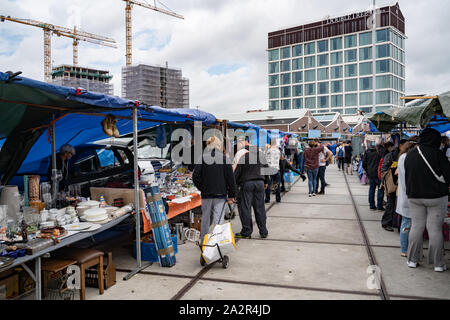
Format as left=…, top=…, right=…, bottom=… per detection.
left=46, top=144, right=76, bottom=191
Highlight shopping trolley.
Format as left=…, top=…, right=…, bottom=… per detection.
left=184, top=201, right=236, bottom=269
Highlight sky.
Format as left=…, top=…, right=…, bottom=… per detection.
left=1, top=0, right=449, bottom=115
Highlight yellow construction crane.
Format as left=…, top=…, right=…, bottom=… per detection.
left=123, top=0, right=184, bottom=66
left=0, top=15, right=117, bottom=82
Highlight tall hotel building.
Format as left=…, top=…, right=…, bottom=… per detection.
left=268, top=3, right=406, bottom=115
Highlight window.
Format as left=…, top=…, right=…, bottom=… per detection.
left=281, top=86, right=291, bottom=98
left=345, top=108, right=358, bottom=115
left=305, top=70, right=315, bottom=82
left=292, top=58, right=303, bottom=70
left=376, top=75, right=392, bottom=89
left=281, top=99, right=291, bottom=110
left=359, top=31, right=372, bottom=46
left=269, top=75, right=279, bottom=86
left=281, top=60, right=291, bottom=72
left=269, top=87, right=279, bottom=99
left=293, top=98, right=303, bottom=109
left=293, top=71, right=303, bottom=83
left=292, top=45, right=303, bottom=57
left=317, top=40, right=328, bottom=53
left=331, top=95, right=343, bottom=108
left=293, top=85, right=303, bottom=96
left=331, top=80, right=343, bottom=93
left=305, top=42, right=315, bottom=55
left=376, top=59, right=391, bottom=74
left=305, top=83, right=315, bottom=95
left=359, top=47, right=372, bottom=61
left=317, top=82, right=329, bottom=95
left=281, top=73, right=291, bottom=85
left=345, top=49, right=357, bottom=63
left=359, top=92, right=373, bottom=105
left=317, top=68, right=329, bottom=81
left=359, top=62, right=372, bottom=76
left=376, top=44, right=391, bottom=58
left=344, top=34, right=357, bottom=48
left=281, top=47, right=290, bottom=59
left=268, top=49, right=279, bottom=61
left=360, top=77, right=372, bottom=90
left=345, top=93, right=357, bottom=106
left=376, top=106, right=391, bottom=112
left=376, top=29, right=390, bottom=43
left=318, top=96, right=329, bottom=109
left=345, top=79, right=357, bottom=92
left=376, top=90, right=392, bottom=104
left=304, top=56, right=315, bottom=68
left=269, top=62, right=279, bottom=74
left=345, top=64, right=357, bottom=77
left=330, top=37, right=342, bottom=51
left=331, top=66, right=342, bottom=79
left=305, top=97, right=316, bottom=109
left=317, top=54, right=329, bottom=67
left=331, top=52, right=342, bottom=65
left=269, top=100, right=279, bottom=110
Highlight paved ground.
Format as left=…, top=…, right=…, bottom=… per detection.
left=26, top=164, right=450, bottom=300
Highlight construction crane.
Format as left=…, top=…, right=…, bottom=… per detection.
left=123, top=0, right=184, bottom=66
left=0, top=15, right=117, bottom=82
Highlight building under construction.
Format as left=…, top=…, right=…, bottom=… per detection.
left=121, top=64, right=189, bottom=109
left=52, top=65, right=114, bottom=95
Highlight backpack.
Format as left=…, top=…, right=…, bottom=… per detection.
left=337, top=147, right=344, bottom=158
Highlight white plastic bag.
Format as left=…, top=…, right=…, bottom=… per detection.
left=201, top=222, right=236, bottom=264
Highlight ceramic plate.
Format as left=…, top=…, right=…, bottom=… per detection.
left=81, top=224, right=102, bottom=232
left=64, top=222, right=93, bottom=231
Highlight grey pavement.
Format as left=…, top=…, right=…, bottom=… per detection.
left=55, top=165, right=450, bottom=300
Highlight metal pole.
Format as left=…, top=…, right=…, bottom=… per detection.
left=133, top=107, right=141, bottom=268
left=123, top=107, right=152, bottom=280
left=372, top=0, right=377, bottom=114
left=35, top=257, right=41, bottom=300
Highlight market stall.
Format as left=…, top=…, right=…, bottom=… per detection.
left=0, top=70, right=217, bottom=299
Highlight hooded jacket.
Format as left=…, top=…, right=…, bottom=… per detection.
left=404, top=128, right=450, bottom=199
left=362, top=146, right=386, bottom=179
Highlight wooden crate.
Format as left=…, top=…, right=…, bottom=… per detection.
left=85, top=252, right=116, bottom=290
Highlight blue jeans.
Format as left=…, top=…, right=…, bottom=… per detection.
left=400, top=216, right=411, bottom=254
left=298, top=154, right=305, bottom=173
left=368, top=177, right=384, bottom=209
left=265, top=171, right=281, bottom=202
left=316, top=166, right=326, bottom=193
left=306, top=168, right=319, bottom=194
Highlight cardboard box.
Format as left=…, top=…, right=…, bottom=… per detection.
left=0, top=273, right=19, bottom=300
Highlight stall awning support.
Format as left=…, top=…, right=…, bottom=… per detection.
left=123, top=106, right=152, bottom=281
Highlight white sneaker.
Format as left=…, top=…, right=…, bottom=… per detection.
left=434, top=265, right=447, bottom=272
left=407, top=261, right=417, bottom=268
left=308, top=194, right=312, bottom=197
left=312, top=193, right=316, bottom=196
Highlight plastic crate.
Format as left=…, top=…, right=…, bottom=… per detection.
left=133, top=234, right=178, bottom=262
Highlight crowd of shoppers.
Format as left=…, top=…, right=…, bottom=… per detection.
left=361, top=128, right=450, bottom=272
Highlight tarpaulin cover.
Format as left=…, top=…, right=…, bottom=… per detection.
left=367, top=92, right=450, bottom=132
left=0, top=71, right=216, bottom=183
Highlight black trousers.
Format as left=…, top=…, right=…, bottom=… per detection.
left=238, top=180, right=268, bottom=237
left=381, top=192, right=397, bottom=228
left=337, top=157, right=345, bottom=170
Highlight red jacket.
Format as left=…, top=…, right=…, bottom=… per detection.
left=304, top=145, right=324, bottom=170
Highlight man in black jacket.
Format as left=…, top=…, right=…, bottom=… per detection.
left=193, top=136, right=237, bottom=246
left=234, top=145, right=270, bottom=239
left=362, top=143, right=386, bottom=211
left=404, top=128, right=450, bottom=271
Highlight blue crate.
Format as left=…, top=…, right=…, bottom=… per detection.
left=133, top=234, right=178, bottom=262
left=284, top=172, right=294, bottom=183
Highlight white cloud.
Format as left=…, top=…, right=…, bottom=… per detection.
left=1, top=0, right=450, bottom=115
